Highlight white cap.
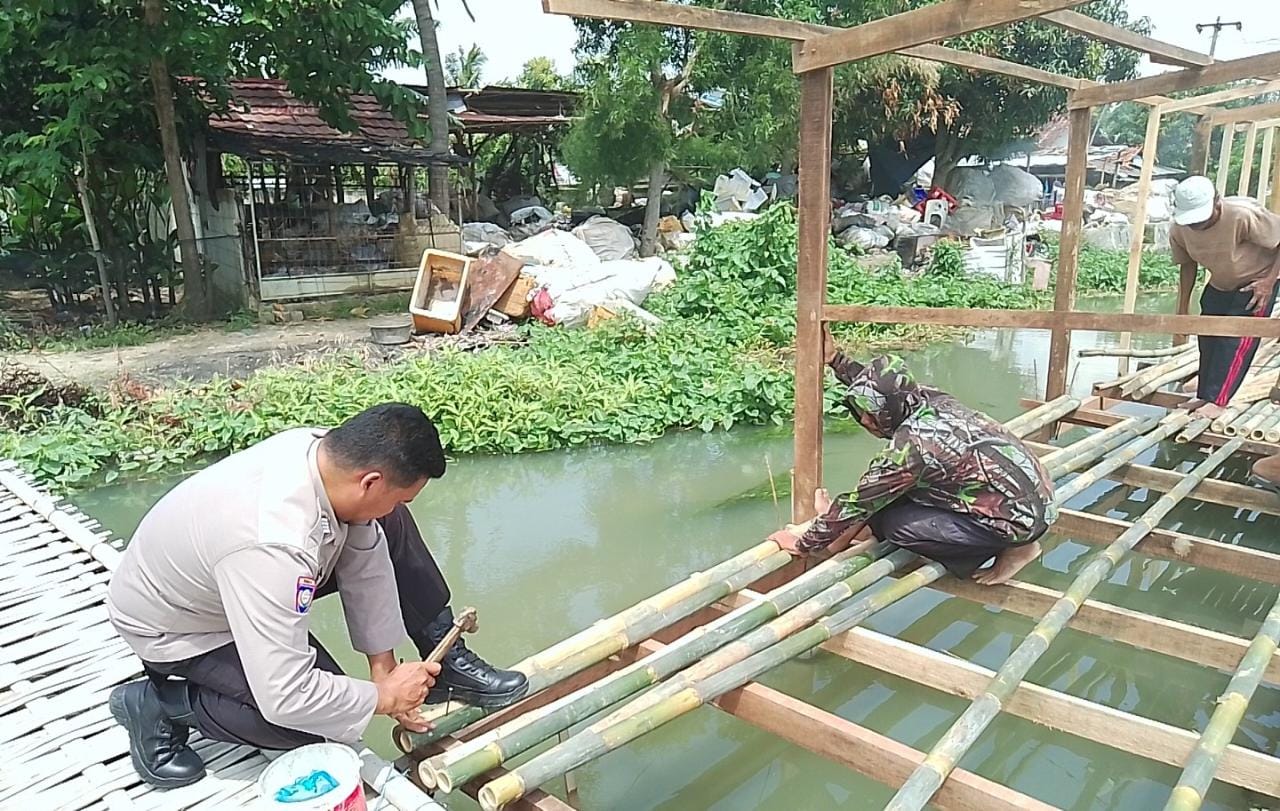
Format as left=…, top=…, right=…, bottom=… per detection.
left=1172, top=176, right=1216, bottom=226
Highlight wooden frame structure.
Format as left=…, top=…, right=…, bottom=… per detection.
left=380, top=3, right=1280, bottom=809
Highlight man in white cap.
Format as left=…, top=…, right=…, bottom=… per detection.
left=1169, top=175, right=1280, bottom=419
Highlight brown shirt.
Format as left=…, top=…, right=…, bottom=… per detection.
left=107, top=428, right=408, bottom=743
left=1170, top=198, right=1280, bottom=292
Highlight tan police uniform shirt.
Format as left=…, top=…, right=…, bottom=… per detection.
left=1170, top=197, right=1280, bottom=292
left=106, top=428, right=408, bottom=744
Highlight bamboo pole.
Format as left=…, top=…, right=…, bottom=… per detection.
left=1237, top=403, right=1278, bottom=440
left=1218, top=399, right=1270, bottom=436
left=403, top=540, right=792, bottom=749
left=477, top=563, right=949, bottom=811
left=1080, top=344, right=1195, bottom=359
left=1053, top=413, right=1191, bottom=505
left=1261, top=409, right=1280, bottom=443
left=1176, top=417, right=1214, bottom=444
left=426, top=545, right=903, bottom=791
left=1131, top=358, right=1201, bottom=399
left=1002, top=395, right=1082, bottom=439
left=1118, top=351, right=1199, bottom=396
left=1164, top=592, right=1280, bottom=811
left=1041, top=415, right=1160, bottom=479
left=1094, top=346, right=1197, bottom=392
left=884, top=439, right=1243, bottom=811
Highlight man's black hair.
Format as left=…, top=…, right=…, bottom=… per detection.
left=323, top=403, right=446, bottom=485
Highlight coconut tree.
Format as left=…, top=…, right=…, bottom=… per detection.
left=409, top=0, right=473, bottom=213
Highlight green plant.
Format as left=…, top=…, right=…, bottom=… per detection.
left=1042, top=238, right=1181, bottom=294
left=928, top=240, right=965, bottom=278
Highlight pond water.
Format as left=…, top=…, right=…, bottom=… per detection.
left=76, top=297, right=1280, bottom=811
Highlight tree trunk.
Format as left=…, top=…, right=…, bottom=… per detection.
left=145, top=0, right=206, bottom=319
left=640, top=159, right=665, bottom=258
left=932, top=129, right=962, bottom=192
left=410, top=0, right=452, bottom=215
left=75, top=157, right=118, bottom=327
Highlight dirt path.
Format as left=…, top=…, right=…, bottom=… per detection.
left=7, top=316, right=409, bottom=388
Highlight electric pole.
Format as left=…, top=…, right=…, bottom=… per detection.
left=1196, top=16, right=1242, bottom=58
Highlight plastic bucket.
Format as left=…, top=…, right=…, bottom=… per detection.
left=256, top=743, right=366, bottom=811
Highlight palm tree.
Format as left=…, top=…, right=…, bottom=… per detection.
left=445, top=44, right=487, bottom=89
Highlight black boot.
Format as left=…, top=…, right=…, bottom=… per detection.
left=109, top=679, right=206, bottom=788
left=418, top=607, right=529, bottom=709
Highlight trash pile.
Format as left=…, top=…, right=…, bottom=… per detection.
left=1058, top=178, right=1179, bottom=254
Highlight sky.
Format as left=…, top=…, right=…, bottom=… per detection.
left=381, top=1, right=1280, bottom=87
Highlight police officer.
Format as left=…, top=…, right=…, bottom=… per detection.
left=106, top=403, right=528, bottom=787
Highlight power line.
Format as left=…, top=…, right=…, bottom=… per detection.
left=1196, top=17, right=1244, bottom=57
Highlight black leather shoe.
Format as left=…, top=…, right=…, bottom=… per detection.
left=109, top=680, right=206, bottom=788
left=419, top=608, right=529, bottom=709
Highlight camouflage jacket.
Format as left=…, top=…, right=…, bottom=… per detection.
left=798, top=354, right=1057, bottom=553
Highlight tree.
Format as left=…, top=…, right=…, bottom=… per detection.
left=409, top=0, right=464, bottom=214
left=511, top=57, right=573, bottom=91
left=446, top=44, right=488, bottom=88
left=1, top=0, right=424, bottom=320
left=564, top=22, right=702, bottom=256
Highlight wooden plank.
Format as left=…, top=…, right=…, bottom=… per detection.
left=822, top=305, right=1280, bottom=339
left=1213, top=101, right=1280, bottom=126
left=1240, top=123, right=1261, bottom=196
left=543, top=0, right=1085, bottom=89
left=1047, top=104, right=1092, bottom=401
left=1217, top=123, right=1238, bottom=192
left=793, top=0, right=1089, bottom=74
left=1160, top=79, right=1280, bottom=115
left=1056, top=509, right=1280, bottom=586
left=1041, top=10, right=1211, bottom=68
left=1071, top=50, right=1280, bottom=109
left=792, top=68, right=833, bottom=522
left=1272, top=129, right=1280, bottom=214
left=1259, top=128, right=1277, bottom=206
left=933, top=578, right=1280, bottom=683
left=635, top=640, right=1053, bottom=811
left=1117, top=103, right=1164, bottom=371
left=1190, top=116, right=1214, bottom=176
left=902, top=43, right=1083, bottom=89
left=817, top=628, right=1280, bottom=796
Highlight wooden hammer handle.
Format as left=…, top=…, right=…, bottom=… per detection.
left=424, top=624, right=466, bottom=666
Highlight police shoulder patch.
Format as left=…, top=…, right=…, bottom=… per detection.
left=295, top=576, right=317, bottom=614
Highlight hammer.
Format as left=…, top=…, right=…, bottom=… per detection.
left=424, top=606, right=478, bottom=666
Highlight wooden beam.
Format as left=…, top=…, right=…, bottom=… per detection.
left=1071, top=50, right=1280, bottom=109
left=818, top=627, right=1280, bottom=796
left=933, top=578, right=1280, bottom=683
left=1217, top=123, right=1237, bottom=192
left=792, top=68, right=832, bottom=522
left=703, top=595, right=1280, bottom=797
left=793, top=0, right=1089, bottom=74
left=1259, top=128, right=1276, bottom=205
left=1241, top=123, right=1261, bottom=196
left=635, top=637, right=1053, bottom=811
left=1117, top=103, right=1165, bottom=371
left=1046, top=104, right=1091, bottom=400
left=902, top=43, right=1083, bottom=89
left=1159, top=79, right=1280, bottom=115
left=1213, top=101, right=1280, bottom=126
left=1056, top=509, right=1280, bottom=586
left=823, top=305, right=1280, bottom=339
left=1040, top=10, right=1212, bottom=68
left=544, top=0, right=1085, bottom=89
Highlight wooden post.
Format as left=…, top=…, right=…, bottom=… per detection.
left=1046, top=103, right=1092, bottom=402
left=792, top=67, right=834, bottom=523
left=1259, top=128, right=1276, bottom=205
left=1239, top=123, right=1259, bottom=196
left=1216, top=125, right=1236, bottom=193
left=1117, top=103, right=1163, bottom=374
left=1271, top=130, right=1280, bottom=214
left=1190, top=116, right=1213, bottom=176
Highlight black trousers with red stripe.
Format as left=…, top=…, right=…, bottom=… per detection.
left=1198, top=284, right=1278, bottom=406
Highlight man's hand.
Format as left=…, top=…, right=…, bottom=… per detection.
left=391, top=707, right=432, bottom=734
left=373, top=660, right=440, bottom=717
left=822, top=324, right=838, bottom=365
left=1245, top=275, right=1278, bottom=313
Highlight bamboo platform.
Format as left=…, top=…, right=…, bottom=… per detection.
left=0, top=462, right=441, bottom=811
left=392, top=393, right=1280, bottom=811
